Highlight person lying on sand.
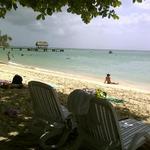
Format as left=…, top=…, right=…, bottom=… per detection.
left=104, top=74, right=119, bottom=85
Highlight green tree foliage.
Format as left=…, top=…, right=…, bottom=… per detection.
left=0, top=31, right=12, bottom=47
left=0, top=0, right=143, bottom=23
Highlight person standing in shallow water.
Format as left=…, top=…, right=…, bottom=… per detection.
left=7, top=51, right=11, bottom=61
left=104, top=74, right=119, bottom=84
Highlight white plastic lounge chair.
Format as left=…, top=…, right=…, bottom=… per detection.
left=68, top=89, right=150, bottom=150
left=28, top=81, right=72, bottom=149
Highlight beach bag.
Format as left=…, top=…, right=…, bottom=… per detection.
left=12, top=74, right=23, bottom=84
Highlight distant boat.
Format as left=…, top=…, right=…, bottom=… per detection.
left=109, top=50, right=112, bottom=54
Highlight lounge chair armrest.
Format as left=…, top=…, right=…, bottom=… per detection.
left=128, top=132, right=150, bottom=150
left=44, top=122, right=65, bottom=132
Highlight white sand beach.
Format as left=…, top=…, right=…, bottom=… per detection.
left=0, top=62, right=150, bottom=123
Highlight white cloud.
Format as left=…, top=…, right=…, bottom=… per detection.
left=56, top=28, right=65, bottom=35
left=117, top=12, right=150, bottom=25
left=134, top=1, right=150, bottom=9
left=1, top=2, right=150, bottom=50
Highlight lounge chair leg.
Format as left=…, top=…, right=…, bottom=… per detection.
left=39, top=128, right=63, bottom=150
left=144, top=133, right=150, bottom=141
left=56, top=128, right=71, bottom=148
left=68, top=136, right=82, bottom=150
left=128, top=132, right=150, bottom=150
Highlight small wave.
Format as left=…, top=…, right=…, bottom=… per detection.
left=8, top=61, right=20, bottom=66
left=8, top=62, right=58, bottom=74
left=34, top=67, right=63, bottom=74
left=35, top=67, right=52, bottom=73
left=8, top=61, right=35, bottom=69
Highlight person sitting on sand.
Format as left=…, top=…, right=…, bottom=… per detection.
left=104, top=74, right=119, bottom=84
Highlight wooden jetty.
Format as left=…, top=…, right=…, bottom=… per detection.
left=4, top=46, right=64, bottom=52
left=1, top=41, right=64, bottom=52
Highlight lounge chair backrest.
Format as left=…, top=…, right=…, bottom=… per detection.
left=68, top=89, right=123, bottom=149
left=67, top=89, right=93, bottom=115
left=28, top=81, right=64, bottom=124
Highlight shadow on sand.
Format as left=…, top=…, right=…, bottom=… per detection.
left=0, top=87, right=149, bottom=150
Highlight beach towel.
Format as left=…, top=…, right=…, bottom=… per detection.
left=0, top=80, right=11, bottom=89
left=106, top=95, right=124, bottom=104
left=83, top=88, right=125, bottom=105
left=0, top=80, right=10, bottom=85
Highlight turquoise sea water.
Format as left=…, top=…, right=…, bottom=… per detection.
left=0, top=48, right=150, bottom=88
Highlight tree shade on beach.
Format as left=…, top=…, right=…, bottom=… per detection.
left=0, top=0, right=143, bottom=23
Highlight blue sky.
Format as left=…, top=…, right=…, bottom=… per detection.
left=0, top=0, right=150, bottom=50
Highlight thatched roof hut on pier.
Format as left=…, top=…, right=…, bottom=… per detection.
left=35, top=41, right=48, bottom=51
